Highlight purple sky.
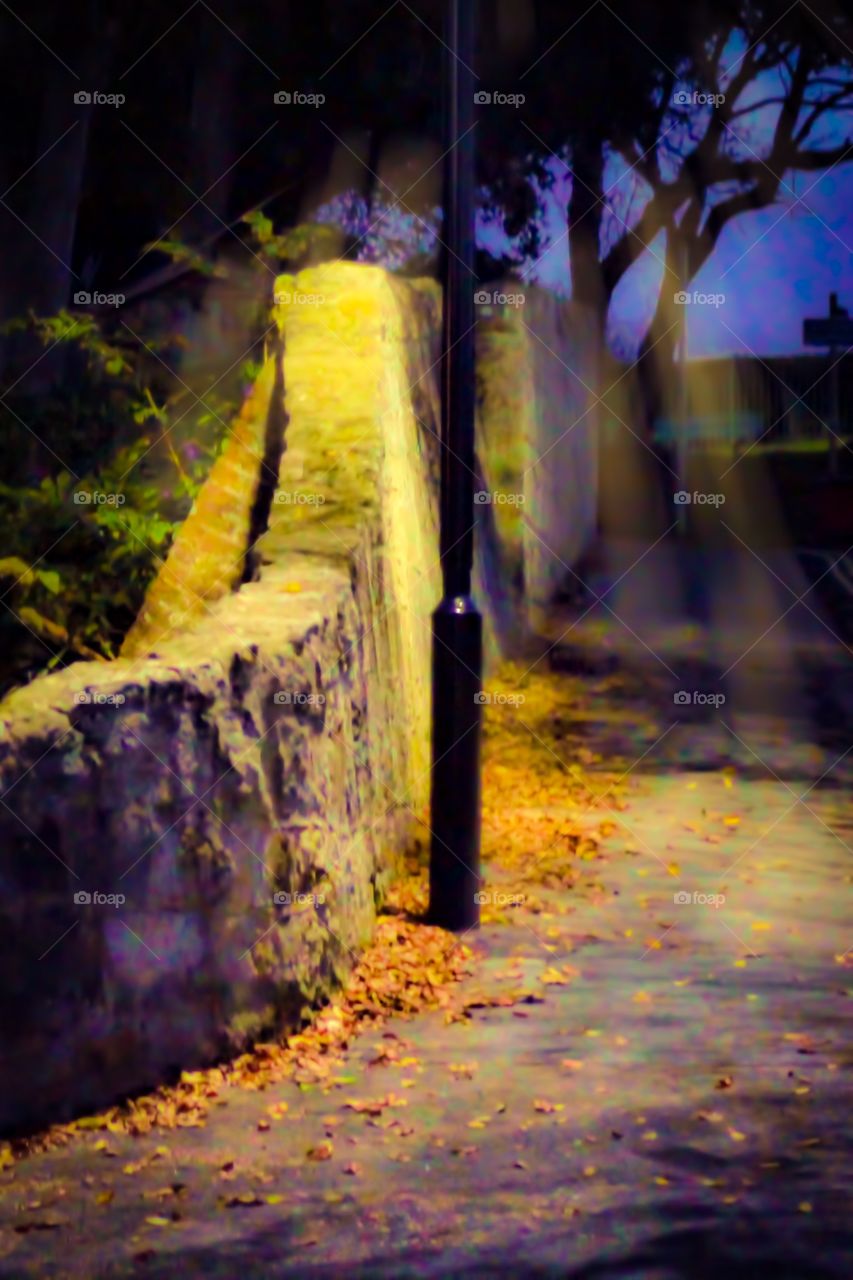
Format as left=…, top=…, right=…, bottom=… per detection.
left=500, top=158, right=853, bottom=360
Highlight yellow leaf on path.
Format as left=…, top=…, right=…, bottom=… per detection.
left=266, top=1194, right=285, bottom=1204
left=654, top=1176, right=669, bottom=1186
left=633, top=991, right=652, bottom=1004
left=222, top=1193, right=263, bottom=1208
left=282, top=582, right=303, bottom=593
left=145, top=1217, right=171, bottom=1227
left=666, top=863, right=680, bottom=877
left=306, top=1142, right=333, bottom=1162
left=750, top=922, right=772, bottom=932
left=540, top=968, right=570, bottom=985
left=798, top=1202, right=813, bottom=1213
left=728, top=1129, right=747, bottom=1142
left=723, top=816, right=741, bottom=826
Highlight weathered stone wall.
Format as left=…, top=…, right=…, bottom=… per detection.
left=476, top=288, right=600, bottom=628
left=0, top=265, right=446, bottom=1135
left=0, top=264, right=598, bottom=1135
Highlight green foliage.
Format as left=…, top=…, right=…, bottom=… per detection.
left=144, top=238, right=226, bottom=278
left=1, top=308, right=174, bottom=381
left=0, top=313, right=226, bottom=698
left=241, top=213, right=340, bottom=268
left=0, top=215, right=336, bottom=698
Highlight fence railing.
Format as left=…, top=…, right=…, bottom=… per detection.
left=598, top=353, right=853, bottom=448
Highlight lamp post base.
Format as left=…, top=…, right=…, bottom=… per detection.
left=427, top=594, right=483, bottom=932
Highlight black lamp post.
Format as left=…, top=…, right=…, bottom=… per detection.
left=427, top=0, right=482, bottom=932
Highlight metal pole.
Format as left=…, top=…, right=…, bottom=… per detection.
left=427, top=0, right=482, bottom=932
left=829, top=346, right=840, bottom=477
left=676, top=237, right=689, bottom=533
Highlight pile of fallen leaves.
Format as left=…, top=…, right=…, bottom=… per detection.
left=480, top=664, right=629, bottom=890
left=3, top=916, right=472, bottom=1166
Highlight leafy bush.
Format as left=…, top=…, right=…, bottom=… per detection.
left=0, top=216, right=339, bottom=699
left=0, top=301, right=228, bottom=697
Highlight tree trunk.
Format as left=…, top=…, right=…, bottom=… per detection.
left=2, top=90, right=94, bottom=395
left=179, top=20, right=240, bottom=247
left=2, top=12, right=117, bottom=397
left=634, top=223, right=682, bottom=440
left=567, top=139, right=605, bottom=318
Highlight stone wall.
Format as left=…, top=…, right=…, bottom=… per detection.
left=0, top=266, right=446, bottom=1135
left=476, top=288, right=600, bottom=628
left=0, top=264, right=598, bottom=1135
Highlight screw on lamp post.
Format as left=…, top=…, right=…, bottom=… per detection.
left=427, top=0, right=482, bottom=932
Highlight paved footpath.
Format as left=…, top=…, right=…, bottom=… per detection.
left=1, top=620, right=851, bottom=1278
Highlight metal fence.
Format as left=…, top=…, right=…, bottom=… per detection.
left=692, top=354, right=853, bottom=443
left=599, top=353, right=853, bottom=448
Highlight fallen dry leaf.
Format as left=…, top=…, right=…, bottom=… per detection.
left=306, top=1142, right=333, bottom=1162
